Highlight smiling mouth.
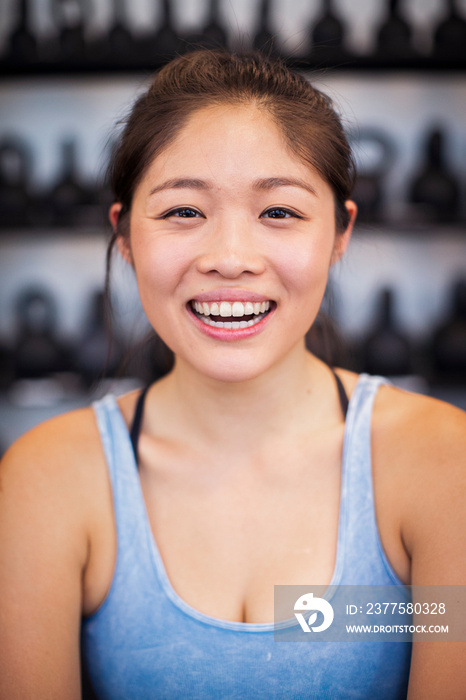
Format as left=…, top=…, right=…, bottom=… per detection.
left=189, top=300, right=274, bottom=328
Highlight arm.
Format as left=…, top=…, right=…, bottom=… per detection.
left=393, top=397, right=466, bottom=699
left=0, top=412, right=95, bottom=699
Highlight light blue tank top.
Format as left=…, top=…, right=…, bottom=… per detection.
left=83, top=374, right=412, bottom=699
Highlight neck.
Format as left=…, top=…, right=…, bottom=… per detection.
left=155, top=342, right=336, bottom=457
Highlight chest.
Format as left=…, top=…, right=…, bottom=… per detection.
left=85, top=415, right=409, bottom=623
left=137, top=426, right=357, bottom=623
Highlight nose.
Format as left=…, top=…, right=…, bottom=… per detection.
left=196, top=215, right=266, bottom=279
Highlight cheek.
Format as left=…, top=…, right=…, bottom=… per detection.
left=132, top=237, right=191, bottom=301
left=132, top=243, right=188, bottom=344
left=272, top=233, right=334, bottom=298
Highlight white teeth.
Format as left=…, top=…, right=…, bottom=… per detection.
left=232, top=302, right=243, bottom=317
left=191, top=299, right=271, bottom=320
left=219, top=301, right=232, bottom=317
left=196, top=312, right=269, bottom=329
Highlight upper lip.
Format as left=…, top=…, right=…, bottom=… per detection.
left=190, top=289, right=273, bottom=303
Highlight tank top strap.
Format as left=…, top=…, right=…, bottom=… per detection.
left=337, top=373, right=403, bottom=585
left=342, top=373, right=388, bottom=472
left=92, top=394, right=150, bottom=566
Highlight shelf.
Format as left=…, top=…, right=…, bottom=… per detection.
left=0, top=226, right=108, bottom=241
left=1, top=52, right=466, bottom=79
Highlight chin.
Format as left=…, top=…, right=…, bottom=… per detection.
left=174, top=349, right=271, bottom=385
left=182, top=343, right=299, bottom=385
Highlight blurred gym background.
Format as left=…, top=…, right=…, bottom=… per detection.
left=0, top=0, right=465, bottom=454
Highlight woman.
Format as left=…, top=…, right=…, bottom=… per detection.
left=1, top=50, right=465, bottom=699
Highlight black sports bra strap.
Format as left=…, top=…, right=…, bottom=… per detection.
left=130, top=373, right=349, bottom=465
left=332, top=369, right=349, bottom=420
left=130, top=386, right=150, bottom=466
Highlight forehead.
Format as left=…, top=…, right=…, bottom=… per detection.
left=179, top=102, right=279, bottom=138
left=139, top=103, right=328, bottom=194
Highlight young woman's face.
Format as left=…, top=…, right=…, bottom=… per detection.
left=114, top=104, right=355, bottom=383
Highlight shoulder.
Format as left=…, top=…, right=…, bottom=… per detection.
left=373, top=380, right=466, bottom=469
left=338, top=367, right=466, bottom=502
left=332, top=367, right=466, bottom=461
left=1, top=386, right=143, bottom=477
left=1, top=403, right=103, bottom=487
left=0, top=404, right=108, bottom=564
left=371, top=380, right=466, bottom=585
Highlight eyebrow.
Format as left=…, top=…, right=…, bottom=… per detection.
left=148, top=176, right=317, bottom=197
left=253, top=177, right=317, bottom=197
left=149, top=178, right=212, bottom=196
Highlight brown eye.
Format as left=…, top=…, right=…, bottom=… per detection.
left=261, top=207, right=300, bottom=219
left=163, top=207, right=204, bottom=218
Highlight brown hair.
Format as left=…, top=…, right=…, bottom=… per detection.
left=105, top=50, right=356, bottom=378
left=108, top=49, right=355, bottom=241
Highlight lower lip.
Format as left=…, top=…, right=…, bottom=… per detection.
left=187, top=304, right=275, bottom=341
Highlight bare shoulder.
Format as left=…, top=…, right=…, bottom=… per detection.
left=372, top=383, right=466, bottom=585
left=0, top=406, right=108, bottom=576
left=373, top=382, right=466, bottom=471
left=314, top=368, right=464, bottom=500
left=1, top=404, right=104, bottom=500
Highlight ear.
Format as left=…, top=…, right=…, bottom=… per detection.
left=109, top=201, right=121, bottom=230
left=331, top=200, right=357, bottom=266
left=109, top=202, right=133, bottom=266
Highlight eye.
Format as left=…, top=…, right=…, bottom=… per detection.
left=162, top=207, right=205, bottom=219
left=260, top=207, right=302, bottom=220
